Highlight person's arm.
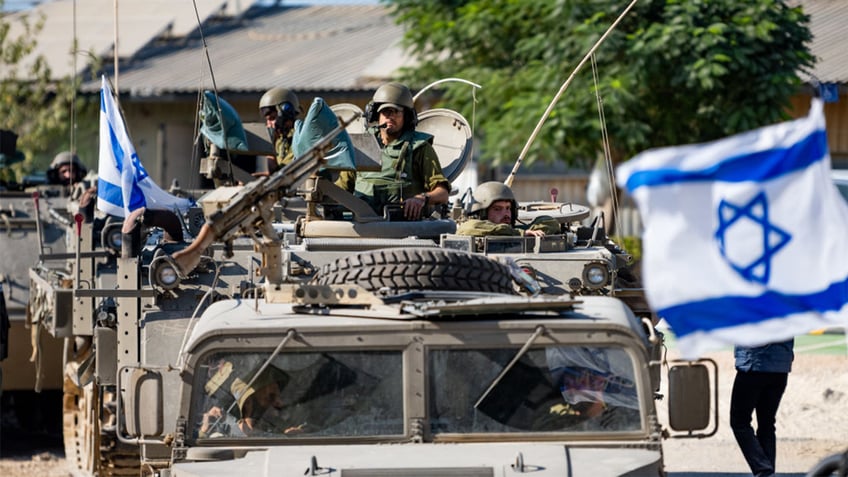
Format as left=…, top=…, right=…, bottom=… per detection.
left=403, top=144, right=450, bottom=219
left=456, top=219, right=521, bottom=237
left=420, top=145, right=450, bottom=205
left=199, top=406, right=224, bottom=437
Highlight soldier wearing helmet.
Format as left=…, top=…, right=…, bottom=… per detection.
left=456, top=181, right=559, bottom=237
left=335, top=82, right=450, bottom=220
left=47, top=151, right=98, bottom=216
left=47, top=151, right=88, bottom=185
left=259, top=87, right=302, bottom=170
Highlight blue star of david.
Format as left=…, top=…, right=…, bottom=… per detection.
left=714, top=191, right=791, bottom=284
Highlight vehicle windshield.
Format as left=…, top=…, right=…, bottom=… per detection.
left=429, top=345, right=643, bottom=434
left=192, top=350, right=403, bottom=439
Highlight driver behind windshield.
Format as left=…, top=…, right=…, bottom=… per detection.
left=199, top=364, right=303, bottom=438
left=538, top=346, right=641, bottom=431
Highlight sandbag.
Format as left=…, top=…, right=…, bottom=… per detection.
left=292, top=97, right=355, bottom=170
left=199, top=91, right=248, bottom=151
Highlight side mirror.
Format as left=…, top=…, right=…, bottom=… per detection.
left=667, top=358, right=719, bottom=438
left=124, top=368, right=164, bottom=438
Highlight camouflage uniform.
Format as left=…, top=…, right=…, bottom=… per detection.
left=274, top=129, right=296, bottom=167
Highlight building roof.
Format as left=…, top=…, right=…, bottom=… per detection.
left=3, top=0, right=845, bottom=98
left=2, top=0, right=251, bottom=79
left=4, top=1, right=410, bottom=97
left=794, top=0, right=848, bottom=84
left=98, top=4, right=411, bottom=97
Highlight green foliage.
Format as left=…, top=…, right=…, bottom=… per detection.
left=0, top=3, right=97, bottom=180
left=615, top=234, right=641, bottom=262
left=387, top=0, right=815, bottom=168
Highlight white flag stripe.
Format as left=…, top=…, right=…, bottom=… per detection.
left=616, top=98, right=848, bottom=359
left=97, top=75, right=192, bottom=218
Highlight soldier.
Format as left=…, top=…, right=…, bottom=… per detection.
left=456, top=181, right=559, bottom=237
left=537, top=346, right=640, bottom=432
left=200, top=365, right=303, bottom=437
left=46, top=151, right=99, bottom=221
left=47, top=151, right=88, bottom=185
left=259, top=87, right=302, bottom=171
left=335, top=82, right=450, bottom=220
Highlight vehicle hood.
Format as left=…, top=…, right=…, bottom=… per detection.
left=171, top=442, right=662, bottom=477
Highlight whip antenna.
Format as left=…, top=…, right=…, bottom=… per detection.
left=504, top=0, right=638, bottom=187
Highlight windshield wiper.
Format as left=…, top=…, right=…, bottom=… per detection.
left=474, top=325, right=547, bottom=409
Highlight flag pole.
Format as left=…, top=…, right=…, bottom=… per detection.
left=113, top=0, right=119, bottom=94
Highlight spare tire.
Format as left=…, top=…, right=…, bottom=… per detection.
left=313, top=247, right=516, bottom=295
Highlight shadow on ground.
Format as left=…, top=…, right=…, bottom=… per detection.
left=0, top=390, right=63, bottom=457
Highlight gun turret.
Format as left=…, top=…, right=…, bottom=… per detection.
left=165, top=113, right=357, bottom=285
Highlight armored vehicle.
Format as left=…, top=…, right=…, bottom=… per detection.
left=0, top=131, right=80, bottom=436
left=26, top=98, right=716, bottom=476
left=0, top=186, right=69, bottom=395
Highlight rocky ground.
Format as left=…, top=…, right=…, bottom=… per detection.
left=1, top=336, right=846, bottom=476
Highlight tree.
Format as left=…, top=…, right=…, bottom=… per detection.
left=386, top=0, right=815, bottom=170
left=0, top=2, right=96, bottom=181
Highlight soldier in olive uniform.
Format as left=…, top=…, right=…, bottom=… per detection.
left=259, top=87, right=302, bottom=171
left=457, top=181, right=559, bottom=237
left=335, top=82, right=450, bottom=220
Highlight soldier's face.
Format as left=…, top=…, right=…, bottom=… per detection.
left=263, top=108, right=278, bottom=130
left=58, top=165, right=73, bottom=181
left=379, top=107, right=404, bottom=135
left=487, top=200, right=513, bottom=224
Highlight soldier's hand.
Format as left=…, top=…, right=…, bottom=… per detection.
left=404, top=194, right=429, bottom=220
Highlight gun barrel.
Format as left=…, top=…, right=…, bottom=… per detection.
left=206, top=112, right=359, bottom=241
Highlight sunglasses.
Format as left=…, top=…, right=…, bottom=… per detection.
left=260, top=102, right=295, bottom=118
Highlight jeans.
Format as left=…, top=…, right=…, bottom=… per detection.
left=730, top=370, right=788, bottom=477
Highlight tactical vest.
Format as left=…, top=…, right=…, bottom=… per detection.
left=354, top=130, right=433, bottom=213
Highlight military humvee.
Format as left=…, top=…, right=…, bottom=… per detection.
left=26, top=99, right=717, bottom=476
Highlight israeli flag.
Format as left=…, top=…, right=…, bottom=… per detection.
left=97, top=75, right=192, bottom=218
left=617, top=99, right=848, bottom=359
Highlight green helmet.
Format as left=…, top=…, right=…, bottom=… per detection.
left=367, top=82, right=417, bottom=125
left=470, top=181, right=517, bottom=222
left=259, top=87, right=301, bottom=115
left=372, top=82, right=414, bottom=110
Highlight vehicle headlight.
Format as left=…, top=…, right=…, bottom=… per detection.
left=151, top=258, right=181, bottom=290
left=101, top=223, right=123, bottom=254
left=582, top=263, right=610, bottom=288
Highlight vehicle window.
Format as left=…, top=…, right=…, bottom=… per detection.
left=428, top=346, right=642, bottom=434
left=193, top=350, right=403, bottom=439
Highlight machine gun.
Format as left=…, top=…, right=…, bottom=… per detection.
left=162, top=113, right=358, bottom=288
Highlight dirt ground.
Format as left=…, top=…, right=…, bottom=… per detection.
left=1, top=342, right=846, bottom=476
left=660, top=347, right=848, bottom=475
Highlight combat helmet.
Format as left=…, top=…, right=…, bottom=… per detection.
left=47, top=151, right=87, bottom=184
left=366, top=82, right=417, bottom=126
left=470, top=181, right=517, bottom=225
left=259, top=87, right=301, bottom=124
